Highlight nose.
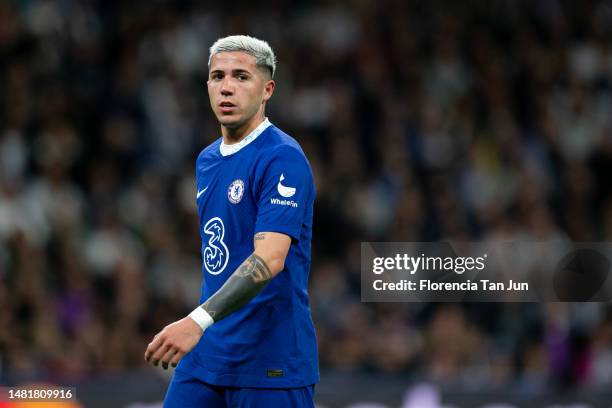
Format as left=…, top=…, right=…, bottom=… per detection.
left=220, top=77, right=234, bottom=96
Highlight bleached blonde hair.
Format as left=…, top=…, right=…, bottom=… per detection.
left=208, top=35, right=277, bottom=78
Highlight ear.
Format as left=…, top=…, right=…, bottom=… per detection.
left=262, top=80, right=275, bottom=103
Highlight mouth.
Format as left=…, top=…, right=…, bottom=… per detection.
left=219, top=101, right=236, bottom=114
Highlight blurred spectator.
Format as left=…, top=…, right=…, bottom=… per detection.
left=0, top=0, right=612, bottom=394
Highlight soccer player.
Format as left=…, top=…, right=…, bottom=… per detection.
left=144, top=35, right=319, bottom=407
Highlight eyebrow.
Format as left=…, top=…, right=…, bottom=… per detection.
left=210, top=69, right=252, bottom=76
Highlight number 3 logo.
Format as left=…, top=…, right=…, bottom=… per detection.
left=203, top=217, right=229, bottom=275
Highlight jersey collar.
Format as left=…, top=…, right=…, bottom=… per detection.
left=219, top=118, right=271, bottom=157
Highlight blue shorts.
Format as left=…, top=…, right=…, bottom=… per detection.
left=163, top=369, right=315, bottom=408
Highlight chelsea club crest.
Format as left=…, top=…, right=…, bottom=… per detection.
left=227, top=179, right=245, bottom=204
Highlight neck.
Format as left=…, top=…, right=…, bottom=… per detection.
left=222, top=112, right=266, bottom=145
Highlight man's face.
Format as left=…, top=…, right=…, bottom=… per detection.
left=207, top=51, right=274, bottom=130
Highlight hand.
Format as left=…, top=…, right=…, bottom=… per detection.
left=144, top=317, right=203, bottom=369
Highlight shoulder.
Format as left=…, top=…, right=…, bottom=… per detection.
left=196, top=137, right=223, bottom=164
left=257, top=125, right=310, bottom=166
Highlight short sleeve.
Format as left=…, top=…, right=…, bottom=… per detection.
left=255, top=147, right=312, bottom=241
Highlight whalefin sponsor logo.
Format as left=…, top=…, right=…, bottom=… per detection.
left=270, top=197, right=298, bottom=208
left=277, top=174, right=296, bottom=198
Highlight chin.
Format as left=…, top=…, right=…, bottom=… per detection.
left=217, top=115, right=242, bottom=129
left=220, top=120, right=243, bottom=129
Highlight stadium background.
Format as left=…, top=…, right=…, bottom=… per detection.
left=1, top=0, right=612, bottom=406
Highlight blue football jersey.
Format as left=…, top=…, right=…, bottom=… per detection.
left=177, top=119, right=319, bottom=388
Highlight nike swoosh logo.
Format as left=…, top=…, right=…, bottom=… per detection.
left=277, top=174, right=296, bottom=198
left=196, top=186, right=208, bottom=199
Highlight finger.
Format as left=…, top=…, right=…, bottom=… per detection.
left=144, top=340, right=156, bottom=361
left=145, top=334, right=164, bottom=362
left=160, top=347, right=177, bottom=370
left=171, top=351, right=185, bottom=368
left=151, top=343, right=171, bottom=366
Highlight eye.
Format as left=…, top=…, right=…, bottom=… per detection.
left=237, top=74, right=248, bottom=81
left=211, top=73, right=223, bottom=80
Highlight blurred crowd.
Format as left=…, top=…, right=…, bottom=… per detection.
left=1, top=0, right=612, bottom=394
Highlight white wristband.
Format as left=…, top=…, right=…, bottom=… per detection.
left=188, top=307, right=214, bottom=332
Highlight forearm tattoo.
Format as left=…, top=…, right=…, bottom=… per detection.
left=236, top=253, right=273, bottom=282
left=201, top=253, right=273, bottom=322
